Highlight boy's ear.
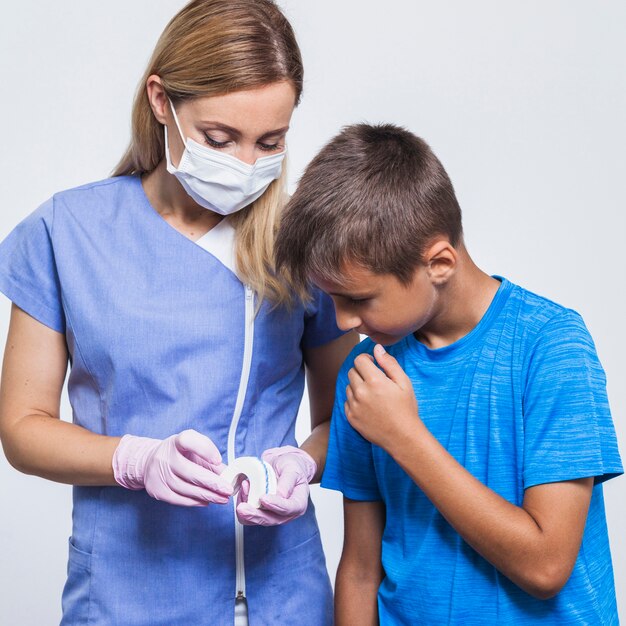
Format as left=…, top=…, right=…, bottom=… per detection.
left=424, top=239, right=457, bottom=285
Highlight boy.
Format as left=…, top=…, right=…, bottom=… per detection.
left=275, top=124, right=622, bottom=624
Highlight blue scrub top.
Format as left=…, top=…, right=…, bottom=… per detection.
left=0, top=176, right=343, bottom=625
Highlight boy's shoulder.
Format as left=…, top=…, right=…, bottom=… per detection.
left=505, top=278, right=589, bottom=342
left=336, top=278, right=595, bottom=379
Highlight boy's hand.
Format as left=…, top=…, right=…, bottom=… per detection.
left=346, top=344, right=421, bottom=451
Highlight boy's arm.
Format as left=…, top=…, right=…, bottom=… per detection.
left=394, top=435, right=592, bottom=600
left=346, top=346, right=594, bottom=600
left=335, top=498, right=385, bottom=626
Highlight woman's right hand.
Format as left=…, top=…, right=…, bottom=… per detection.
left=113, top=429, right=233, bottom=506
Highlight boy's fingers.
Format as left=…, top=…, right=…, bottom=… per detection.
left=347, top=365, right=365, bottom=386
left=346, top=384, right=355, bottom=404
left=373, top=344, right=406, bottom=384
left=352, top=353, right=381, bottom=382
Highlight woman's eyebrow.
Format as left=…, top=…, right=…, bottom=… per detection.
left=198, top=121, right=242, bottom=137
left=198, top=122, right=290, bottom=140
left=258, top=126, right=290, bottom=141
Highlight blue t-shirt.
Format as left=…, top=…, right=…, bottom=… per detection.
left=322, top=277, right=622, bottom=625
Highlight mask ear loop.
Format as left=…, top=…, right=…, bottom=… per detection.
left=167, top=97, right=187, bottom=146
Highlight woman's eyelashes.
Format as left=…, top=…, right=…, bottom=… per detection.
left=201, top=132, right=284, bottom=152
left=203, top=133, right=230, bottom=149
left=257, top=141, right=283, bottom=152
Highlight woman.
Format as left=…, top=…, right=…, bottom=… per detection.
left=0, top=1, right=356, bottom=624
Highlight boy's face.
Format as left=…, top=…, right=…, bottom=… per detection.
left=312, top=261, right=439, bottom=346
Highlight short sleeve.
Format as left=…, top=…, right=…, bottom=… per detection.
left=321, top=352, right=382, bottom=501
left=301, top=287, right=346, bottom=349
left=522, top=311, right=622, bottom=489
left=0, top=198, right=66, bottom=333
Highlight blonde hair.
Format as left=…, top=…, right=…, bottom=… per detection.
left=112, top=0, right=305, bottom=306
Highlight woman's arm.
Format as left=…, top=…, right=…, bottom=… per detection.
left=335, top=498, right=384, bottom=626
left=301, top=331, right=359, bottom=482
left=1, top=304, right=233, bottom=505
left=0, top=304, right=120, bottom=484
left=346, top=346, right=594, bottom=600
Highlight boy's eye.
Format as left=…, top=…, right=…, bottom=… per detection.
left=348, top=297, right=368, bottom=306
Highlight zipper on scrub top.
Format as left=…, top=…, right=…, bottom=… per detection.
left=227, top=284, right=255, bottom=602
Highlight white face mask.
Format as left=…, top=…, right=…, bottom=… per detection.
left=164, top=99, right=286, bottom=215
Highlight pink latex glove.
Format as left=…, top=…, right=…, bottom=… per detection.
left=112, top=429, right=233, bottom=507
left=236, top=445, right=317, bottom=526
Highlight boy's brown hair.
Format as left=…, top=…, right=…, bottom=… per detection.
left=275, top=123, right=463, bottom=291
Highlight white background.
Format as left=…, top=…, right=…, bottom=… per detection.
left=0, top=1, right=624, bottom=623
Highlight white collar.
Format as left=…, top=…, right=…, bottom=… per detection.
left=194, top=218, right=239, bottom=279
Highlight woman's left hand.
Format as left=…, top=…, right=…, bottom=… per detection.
left=236, top=446, right=316, bottom=526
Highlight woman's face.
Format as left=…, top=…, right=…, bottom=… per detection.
left=149, top=79, right=297, bottom=167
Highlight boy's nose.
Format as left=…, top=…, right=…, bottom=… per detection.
left=335, top=309, right=361, bottom=332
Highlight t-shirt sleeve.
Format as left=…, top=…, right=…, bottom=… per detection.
left=0, top=198, right=65, bottom=333
left=522, top=310, right=622, bottom=489
left=321, top=353, right=382, bottom=501
left=301, top=287, right=346, bottom=349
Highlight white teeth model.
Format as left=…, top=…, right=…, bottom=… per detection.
left=221, top=456, right=277, bottom=508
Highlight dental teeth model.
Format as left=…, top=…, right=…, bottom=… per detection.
left=221, top=456, right=278, bottom=508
